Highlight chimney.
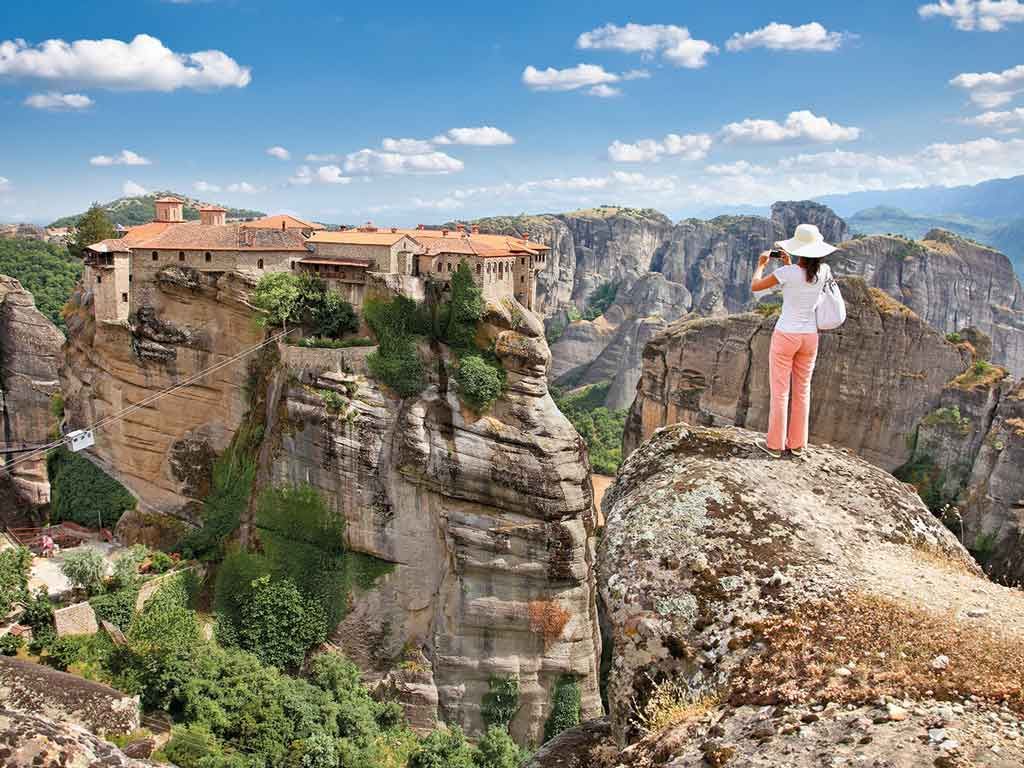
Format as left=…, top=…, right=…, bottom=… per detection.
left=417, top=224, right=425, bottom=230
left=199, top=206, right=226, bottom=226
left=391, top=227, right=397, bottom=233
left=442, top=228, right=449, bottom=237
left=471, top=225, right=480, bottom=235
left=456, top=224, right=465, bottom=233
left=154, top=197, right=184, bottom=223
left=282, top=221, right=286, bottom=231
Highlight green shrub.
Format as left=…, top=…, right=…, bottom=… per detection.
left=149, top=550, right=175, bottom=573
left=90, top=587, right=139, bottom=630
left=456, top=355, right=504, bottom=411
left=20, top=587, right=54, bottom=634
left=408, top=726, right=477, bottom=768
left=946, top=332, right=963, bottom=344
left=46, top=635, right=87, bottom=671
left=297, top=336, right=374, bottom=349
left=582, top=281, right=619, bottom=321
left=481, top=675, right=520, bottom=731
left=475, top=726, right=530, bottom=768
left=309, top=287, right=359, bottom=339
left=111, top=545, right=148, bottom=590
left=0, top=634, right=23, bottom=656
left=235, top=576, right=327, bottom=670
left=214, top=549, right=273, bottom=632
left=553, top=383, right=627, bottom=475
left=0, top=546, right=30, bottom=615
left=60, top=548, right=106, bottom=595
left=47, top=447, right=136, bottom=529
left=367, top=346, right=426, bottom=398
left=543, top=675, right=581, bottom=742
left=443, top=261, right=485, bottom=351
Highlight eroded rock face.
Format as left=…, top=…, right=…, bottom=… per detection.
left=770, top=200, right=849, bottom=246
left=0, top=276, right=63, bottom=512
left=586, top=423, right=1024, bottom=766
left=0, top=708, right=157, bottom=767
left=267, top=296, right=602, bottom=744
left=624, top=277, right=971, bottom=470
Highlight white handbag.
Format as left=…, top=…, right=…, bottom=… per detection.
left=815, top=265, right=846, bottom=330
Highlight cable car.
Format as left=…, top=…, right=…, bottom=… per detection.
left=67, top=429, right=95, bottom=453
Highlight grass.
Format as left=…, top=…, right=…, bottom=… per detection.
left=869, top=288, right=916, bottom=318
left=753, top=302, right=782, bottom=318
left=949, top=360, right=1008, bottom=390
left=921, top=405, right=972, bottom=434
left=294, top=336, right=374, bottom=349
left=732, top=591, right=1024, bottom=713
left=631, top=677, right=719, bottom=736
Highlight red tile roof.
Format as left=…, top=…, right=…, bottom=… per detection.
left=242, top=214, right=320, bottom=230
left=109, top=221, right=309, bottom=252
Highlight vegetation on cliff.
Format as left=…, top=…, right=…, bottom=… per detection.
left=47, top=446, right=137, bottom=529
left=552, top=382, right=626, bottom=475
left=0, top=238, right=80, bottom=328
left=0, top=546, right=31, bottom=616
left=252, top=272, right=358, bottom=339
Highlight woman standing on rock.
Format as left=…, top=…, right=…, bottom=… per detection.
left=749, top=223, right=838, bottom=459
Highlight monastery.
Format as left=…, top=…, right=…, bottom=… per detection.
left=83, top=196, right=549, bottom=323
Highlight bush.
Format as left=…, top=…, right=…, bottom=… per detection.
left=90, top=587, right=139, bottom=629
left=214, top=549, right=273, bottom=632
left=0, top=546, right=30, bottom=615
left=309, top=288, right=359, bottom=339
left=149, top=550, right=175, bottom=573
left=111, top=545, right=148, bottom=590
left=543, top=675, right=581, bottom=743
left=481, top=675, right=520, bottom=731
left=552, top=383, right=627, bottom=475
left=443, top=261, right=485, bottom=351
left=47, top=447, right=136, bottom=529
left=236, top=576, right=327, bottom=670
left=297, top=336, right=374, bottom=349
left=365, top=295, right=427, bottom=398
left=582, top=281, right=619, bottom=321
left=456, top=355, right=504, bottom=411
left=60, top=548, right=106, bottom=595
left=46, top=635, right=86, bottom=671
left=20, top=587, right=54, bottom=634
left=408, top=726, right=477, bottom=768
left=0, top=634, right=23, bottom=656
left=475, top=726, right=529, bottom=768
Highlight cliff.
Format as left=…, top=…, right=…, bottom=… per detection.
left=530, top=424, right=1024, bottom=766
left=0, top=275, right=64, bottom=513
left=59, top=266, right=603, bottom=742
left=0, top=709, right=157, bottom=768
left=623, top=277, right=972, bottom=470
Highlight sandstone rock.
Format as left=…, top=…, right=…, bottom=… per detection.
left=0, top=708, right=156, bottom=767
left=524, top=718, right=613, bottom=768
left=592, top=423, right=1024, bottom=766
left=0, top=275, right=64, bottom=511
left=0, top=657, right=140, bottom=735
left=624, top=277, right=971, bottom=470
left=771, top=200, right=850, bottom=246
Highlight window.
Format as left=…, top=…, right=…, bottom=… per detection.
left=121, top=292, right=128, bottom=303
left=152, top=251, right=158, bottom=261
left=290, top=261, right=295, bottom=270
left=96, top=275, right=102, bottom=284
left=205, top=252, right=212, bottom=263
left=178, top=251, right=185, bottom=262
left=476, top=263, right=481, bottom=275
left=129, top=275, right=132, bottom=283
left=520, top=258, right=525, bottom=265
left=257, top=258, right=264, bottom=269
left=521, top=276, right=525, bottom=283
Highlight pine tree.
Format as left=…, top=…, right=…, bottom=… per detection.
left=70, top=204, right=115, bottom=259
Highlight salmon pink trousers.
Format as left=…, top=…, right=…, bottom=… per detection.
left=766, top=331, right=819, bottom=452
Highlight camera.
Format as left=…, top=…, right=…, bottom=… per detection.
left=769, top=249, right=785, bottom=259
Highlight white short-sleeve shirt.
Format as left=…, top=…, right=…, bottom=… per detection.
left=772, top=263, right=828, bottom=334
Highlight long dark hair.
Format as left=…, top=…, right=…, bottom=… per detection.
left=800, top=256, right=823, bottom=284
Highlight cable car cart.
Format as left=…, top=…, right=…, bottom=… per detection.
left=66, top=429, right=95, bottom=453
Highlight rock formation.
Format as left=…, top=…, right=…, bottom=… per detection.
left=0, top=275, right=64, bottom=513
left=624, top=277, right=972, bottom=470
left=266, top=296, right=602, bottom=744
left=0, top=709, right=157, bottom=767
left=534, top=423, right=1024, bottom=766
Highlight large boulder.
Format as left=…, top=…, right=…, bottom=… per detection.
left=589, top=423, right=1024, bottom=765
left=0, top=708, right=157, bottom=767
left=625, top=277, right=971, bottom=471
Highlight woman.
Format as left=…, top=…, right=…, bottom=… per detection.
left=749, top=223, right=837, bottom=459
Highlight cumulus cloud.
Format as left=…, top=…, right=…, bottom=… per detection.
left=90, top=149, right=152, bottom=166
left=288, top=165, right=353, bottom=185
left=227, top=181, right=264, bottom=193
left=122, top=180, right=147, bottom=196
left=522, top=63, right=622, bottom=92
left=720, top=110, right=861, bottom=143
left=381, top=137, right=435, bottom=154
left=951, top=63, right=1024, bottom=107
left=576, top=23, right=718, bottom=68
left=608, top=133, right=713, bottom=162
left=265, top=146, right=290, bottom=160
left=919, top=0, right=1024, bottom=31
left=705, top=160, right=772, bottom=176
left=431, top=126, right=516, bottom=146
left=959, top=107, right=1024, bottom=131
left=343, top=148, right=463, bottom=175
left=0, top=34, right=251, bottom=91
left=726, top=22, right=848, bottom=52
left=304, top=153, right=341, bottom=163
left=193, top=180, right=221, bottom=193
left=23, top=91, right=92, bottom=110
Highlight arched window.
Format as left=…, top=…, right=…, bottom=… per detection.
left=96, top=275, right=102, bottom=284
left=476, top=263, right=481, bottom=275
left=257, top=258, right=264, bottom=269
left=205, top=252, right=212, bottom=263
left=151, top=251, right=158, bottom=261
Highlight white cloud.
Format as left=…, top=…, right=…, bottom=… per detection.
left=726, top=22, right=848, bottom=52
left=522, top=63, right=621, bottom=92
left=193, top=180, right=221, bottom=192
left=0, top=34, right=251, bottom=91
left=959, top=107, right=1024, bottom=131
left=608, top=133, right=713, bottom=162
left=431, top=126, right=516, bottom=146
left=705, top=160, right=772, bottom=175
left=0, top=177, right=10, bottom=191
left=122, top=180, right=147, bottom=196
left=720, top=110, right=861, bottom=143
left=265, top=146, right=290, bottom=160
left=951, top=63, right=1024, bottom=107
left=226, top=181, right=264, bottom=193
left=589, top=84, right=621, bottom=98
left=919, top=0, right=1024, bottom=31
left=90, top=149, right=152, bottom=166
left=23, top=91, right=93, bottom=110
left=288, top=165, right=353, bottom=185
left=304, top=153, right=341, bottom=163
left=576, top=23, right=718, bottom=68
left=343, top=149, right=463, bottom=175
left=381, top=137, right=435, bottom=154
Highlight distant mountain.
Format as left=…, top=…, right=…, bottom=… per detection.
left=817, top=175, right=1024, bottom=219
left=49, top=191, right=265, bottom=229
left=847, top=205, right=1024, bottom=273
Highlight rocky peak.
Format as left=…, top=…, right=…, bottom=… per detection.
left=771, top=200, right=850, bottom=244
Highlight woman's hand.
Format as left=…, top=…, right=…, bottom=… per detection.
left=780, top=250, right=792, bottom=266
left=757, top=251, right=770, bottom=268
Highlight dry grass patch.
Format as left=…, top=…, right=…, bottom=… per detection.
left=632, top=676, right=720, bottom=736
left=1006, top=417, right=1024, bottom=437
left=732, top=592, right=1024, bottom=713
left=909, top=542, right=978, bottom=577
left=869, top=288, right=917, bottom=319
left=949, top=360, right=1008, bottom=391
left=528, top=599, right=570, bottom=646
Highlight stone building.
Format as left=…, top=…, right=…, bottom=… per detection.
left=242, top=214, right=324, bottom=236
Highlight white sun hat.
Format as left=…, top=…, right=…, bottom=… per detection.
left=775, top=223, right=837, bottom=259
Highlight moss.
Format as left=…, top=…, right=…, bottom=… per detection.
left=921, top=405, right=972, bottom=434
left=753, top=301, right=782, bottom=318
left=346, top=551, right=395, bottom=591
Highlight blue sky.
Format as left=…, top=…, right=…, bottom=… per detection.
left=2, top=0, right=1024, bottom=224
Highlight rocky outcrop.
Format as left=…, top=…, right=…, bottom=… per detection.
left=0, top=276, right=63, bottom=512
left=574, top=423, right=1024, bottom=766
left=624, top=277, right=972, bottom=470
left=0, top=709, right=157, bottom=767
left=771, top=199, right=849, bottom=245
left=266, top=296, right=602, bottom=744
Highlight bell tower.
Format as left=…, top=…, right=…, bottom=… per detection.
left=154, top=196, right=184, bottom=223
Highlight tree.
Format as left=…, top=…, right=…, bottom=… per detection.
left=475, top=726, right=528, bottom=768
left=543, top=675, right=581, bottom=742
left=444, top=260, right=485, bottom=351
left=235, top=576, right=327, bottom=670
left=252, top=272, right=303, bottom=328
left=310, top=289, right=358, bottom=338
left=407, top=726, right=477, bottom=768
left=0, top=546, right=31, bottom=615
left=69, top=203, right=115, bottom=259
left=60, top=548, right=106, bottom=595
left=456, top=355, right=504, bottom=411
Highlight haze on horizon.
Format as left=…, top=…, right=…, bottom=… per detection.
left=2, top=0, right=1024, bottom=224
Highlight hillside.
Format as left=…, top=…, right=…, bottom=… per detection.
left=49, top=191, right=264, bottom=229
left=0, top=238, right=80, bottom=328
left=818, top=174, right=1024, bottom=219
